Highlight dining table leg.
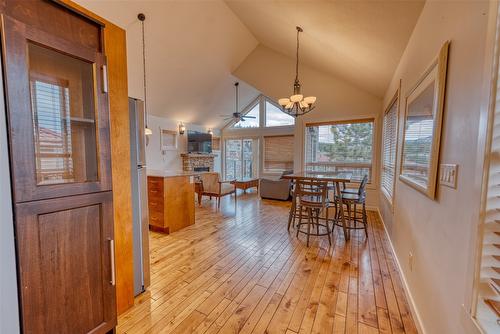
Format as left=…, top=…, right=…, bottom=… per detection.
left=288, top=180, right=297, bottom=231
left=335, top=181, right=350, bottom=241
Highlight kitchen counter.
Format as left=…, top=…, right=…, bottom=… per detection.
left=147, top=169, right=201, bottom=178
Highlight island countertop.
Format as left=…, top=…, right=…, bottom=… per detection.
left=147, top=169, right=202, bottom=178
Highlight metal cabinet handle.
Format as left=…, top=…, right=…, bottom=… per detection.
left=102, top=65, right=109, bottom=93
left=108, top=238, right=116, bottom=286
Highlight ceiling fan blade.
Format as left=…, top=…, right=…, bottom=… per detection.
left=242, top=116, right=256, bottom=119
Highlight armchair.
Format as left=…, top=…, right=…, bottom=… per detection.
left=259, top=170, right=293, bottom=201
left=198, top=172, right=236, bottom=209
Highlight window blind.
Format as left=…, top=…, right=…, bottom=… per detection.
left=31, top=79, right=74, bottom=184
left=381, top=99, right=398, bottom=201
left=475, top=72, right=500, bottom=332
left=263, top=135, right=294, bottom=172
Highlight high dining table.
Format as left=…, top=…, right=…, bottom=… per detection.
left=282, top=171, right=353, bottom=241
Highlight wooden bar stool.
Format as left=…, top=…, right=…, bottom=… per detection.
left=334, top=175, right=368, bottom=237
left=295, top=179, right=332, bottom=246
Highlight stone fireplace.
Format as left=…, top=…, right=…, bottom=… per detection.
left=181, top=153, right=215, bottom=172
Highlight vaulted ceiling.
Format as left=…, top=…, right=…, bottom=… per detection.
left=76, top=0, right=424, bottom=128
left=225, top=0, right=425, bottom=97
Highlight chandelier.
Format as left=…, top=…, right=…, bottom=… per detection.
left=278, top=26, right=316, bottom=117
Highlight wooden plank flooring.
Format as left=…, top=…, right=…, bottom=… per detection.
left=117, top=193, right=418, bottom=334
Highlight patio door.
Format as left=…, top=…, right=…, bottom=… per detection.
left=224, top=138, right=258, bottom=180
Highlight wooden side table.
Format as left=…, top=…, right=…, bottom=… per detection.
left=231, top=178, right=259, bottom=193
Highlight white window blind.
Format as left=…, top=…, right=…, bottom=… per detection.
left=475, top=72, right=500, bottom=332
left=263, top=135, right=294, bottom=172
left=381, top=98, right=398, bottom=201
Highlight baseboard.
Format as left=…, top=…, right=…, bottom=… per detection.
left=375, top=208, right=427, bottom=334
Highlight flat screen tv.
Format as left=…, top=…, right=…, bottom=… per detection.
left=187, top=130, right=212, bottom=153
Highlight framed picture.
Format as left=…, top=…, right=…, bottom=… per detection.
left=399, top=41, right=450, bottom=199
left=160, top=128, right=178, bottom=151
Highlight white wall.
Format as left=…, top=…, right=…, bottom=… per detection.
left=0, top=60, right=20, bottom=333
left=146, top=114, right=221, bottom=172
left=234, top=45, right=383, bottom=207
left=379, top=1, right=492, bottom=333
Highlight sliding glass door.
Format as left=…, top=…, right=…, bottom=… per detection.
left=224, top=138, right=258, bottom=180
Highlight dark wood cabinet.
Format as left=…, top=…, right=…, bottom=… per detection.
left=1, top=1, right=117, bottom=333
left=15, top=192, right=116, bottom=333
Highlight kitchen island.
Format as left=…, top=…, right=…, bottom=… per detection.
left=147, top=170, right=197, bottom=233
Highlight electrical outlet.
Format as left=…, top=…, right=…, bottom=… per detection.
left=439, top=164, right=458, bottom=188
left=408, top=252, right=414, bottom=272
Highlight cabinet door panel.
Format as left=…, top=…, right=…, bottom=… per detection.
left=15, top=192, right=116, bottom=334
left=1, top=14, right=112, bottom=203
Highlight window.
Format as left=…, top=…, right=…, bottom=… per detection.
left=381, top=96, right=398, bottom=201
left=265, top=100, right=294, bottom=127
left=231, top=103, right=259, bottom=128
left=263, top=135, right=294, bottom=172
left=31, top=77, right=74, bottom=184
left=224, top=138, right=258, bottom=180
left=305, top=119, right=374, bottom=182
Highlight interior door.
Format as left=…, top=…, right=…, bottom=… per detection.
left=1, top=14, right=112, bottom=203
left=15, top=192, right=116, bottom=334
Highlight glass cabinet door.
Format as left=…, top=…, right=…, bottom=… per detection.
left=29, top=43, right=99, bottom=185
left=2, top=16, right=112, bottom=202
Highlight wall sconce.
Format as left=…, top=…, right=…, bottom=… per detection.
left=207, top=128, right=213, bottom=135
left=179, top=122, right=186, bottom=135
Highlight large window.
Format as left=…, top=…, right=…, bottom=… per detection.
left=263, top=135, right=294, bottom=172
left=224, top=138, right=258, bottom=180
left=265, top=100, right=294, bottom=127
left=231, top=102, right=259, bottom=128
left=305, top=119, right=374, bottom=182
left=381, top=96, right=398, bottom=201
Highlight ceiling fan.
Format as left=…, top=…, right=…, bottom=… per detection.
left=220, top=82, right=256, bottom=122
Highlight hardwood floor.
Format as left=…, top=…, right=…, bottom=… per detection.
left=117, top=192, right=418, bottom=334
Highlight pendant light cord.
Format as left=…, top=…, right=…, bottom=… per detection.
left=295, top=27, right=300, bottom=82
left=139, top=13, right=148, bottom=128
left=235, top=82, right=239, bottom=114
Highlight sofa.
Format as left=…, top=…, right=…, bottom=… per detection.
left=259, top=170, right=293, bottom=201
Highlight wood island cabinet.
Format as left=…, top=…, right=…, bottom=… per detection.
left=148, top=174, right=195, bottom=233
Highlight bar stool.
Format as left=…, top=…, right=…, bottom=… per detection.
left=295, top=179, right=332, bottom=247
left=334, top=175, right=368, bottom=237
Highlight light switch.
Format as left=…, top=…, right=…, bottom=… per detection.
left=439, top=164, right=458, bottom=188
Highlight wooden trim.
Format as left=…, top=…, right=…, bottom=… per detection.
left=305, top=117, right=375, bottom=127
left=51, top=0, right=105, bottom=27
left=398, top=41, right=450, bottom=199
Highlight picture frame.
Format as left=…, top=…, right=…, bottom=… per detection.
left=399, top=41, right=450, bottom=199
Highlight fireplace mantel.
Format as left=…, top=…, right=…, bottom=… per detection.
left=181, top=153, right=215, bottom=172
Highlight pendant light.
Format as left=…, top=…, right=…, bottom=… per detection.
left=278, top=26, right=316, bottom=117
left=138, top=13, right=152, bottom=136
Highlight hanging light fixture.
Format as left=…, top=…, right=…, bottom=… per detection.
left=278, top=26, right=316, bottom=117
left=138, top=13, right=152, bottom=136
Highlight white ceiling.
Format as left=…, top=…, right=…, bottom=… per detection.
left=76, top=0, right=424, bottom=128
left=75, top=0, right=260, bottom=128
left=225, top=0, right=425, bottom=97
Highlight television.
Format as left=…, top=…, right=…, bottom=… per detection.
left=187, top=130, right=212, bottom=153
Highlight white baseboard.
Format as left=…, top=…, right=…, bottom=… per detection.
left=375, top=208, right=427, bottom=334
